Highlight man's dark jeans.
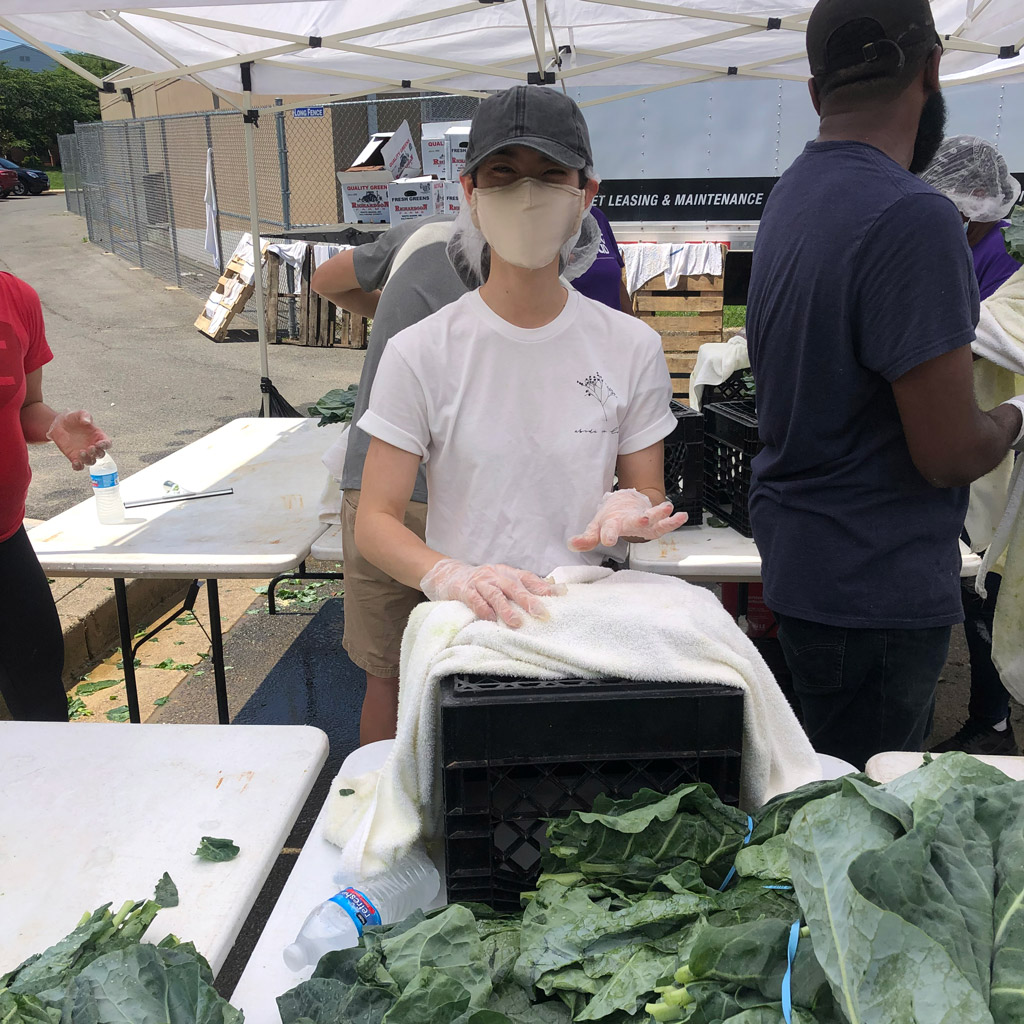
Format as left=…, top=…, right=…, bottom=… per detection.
left=775, top=613, right=951, bottom=769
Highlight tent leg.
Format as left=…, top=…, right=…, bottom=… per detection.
left=243, top=107, right=271, bottom=417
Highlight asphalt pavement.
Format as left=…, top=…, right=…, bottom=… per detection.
left=2, top=193, right=363, bottom=521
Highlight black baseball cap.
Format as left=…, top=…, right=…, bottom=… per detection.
left=806, top=0, right=941, bottom=83
left=463, top=86, right=593, bottom=175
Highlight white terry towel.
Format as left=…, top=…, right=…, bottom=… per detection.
left=325, top=566, right=820, bottom=878
left=621, top=242, right=673, bottom=295
left=664, top=242, right=723, bottom=289
left=690, top=333, right=750, bottom=411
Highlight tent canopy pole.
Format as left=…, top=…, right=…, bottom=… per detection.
left=242, top=74, right=272, bottom=417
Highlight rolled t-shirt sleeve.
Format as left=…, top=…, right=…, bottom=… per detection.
left=617, top=331, right=677, bottom=455
left=856, top=193, right=979, bottom=382
left=356, top=336, right=431, bottom=460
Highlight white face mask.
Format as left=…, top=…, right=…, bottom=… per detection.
left=470, top=177, right=588, bottom=270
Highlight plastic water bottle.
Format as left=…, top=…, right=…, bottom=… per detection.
left=282, top=850, right=440, bottom=970
left=90, top=452, right=125, bottom=525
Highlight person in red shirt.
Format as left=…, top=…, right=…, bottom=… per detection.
left=1, top=272, right=110, bottom=720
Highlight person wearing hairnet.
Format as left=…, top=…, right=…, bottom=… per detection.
left=920, top=135, right=1023, bottom=755
left=353, top=86, right=684, bottom=662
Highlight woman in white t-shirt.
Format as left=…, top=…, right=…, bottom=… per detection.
left=355, top=86, right=685, bottom=654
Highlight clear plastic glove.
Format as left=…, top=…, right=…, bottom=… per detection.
left=45, top=410, right=112, bottom=471
left=568, top=489, right=688, bottom=552
left=1004, top=396, right=1024, bottom=450
left=420, top=558, right=566, bottom=628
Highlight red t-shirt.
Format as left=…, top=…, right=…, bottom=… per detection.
left=1, top=273, right=53, bottom=542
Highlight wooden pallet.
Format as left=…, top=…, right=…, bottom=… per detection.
left=194, top=239, right=269, bottom=342
left=633, top=261, right=725, bottom=404
left=290, top=247, right=369, bottom=348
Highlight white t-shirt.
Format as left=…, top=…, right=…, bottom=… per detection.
left=358, top=287, right=676, bottom=576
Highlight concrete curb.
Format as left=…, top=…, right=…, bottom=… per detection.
left=57, top=576, right=191, bottom=687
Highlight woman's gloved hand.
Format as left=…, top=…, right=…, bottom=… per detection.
left=569, top=489, right=688, bottom=552
left=45, top=411, right=112, bottom=471
left=420, top=558, right=566, bottom=628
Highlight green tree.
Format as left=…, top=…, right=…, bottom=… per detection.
left=0, top=51, right=120, bottom=163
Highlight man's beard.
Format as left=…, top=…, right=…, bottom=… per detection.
left=909, top=89, right=948, bottom=174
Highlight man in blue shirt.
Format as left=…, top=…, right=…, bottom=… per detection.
left=747, top=0, right=1024, bottom=768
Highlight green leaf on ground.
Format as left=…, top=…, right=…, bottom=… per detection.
left=76, top=679, right=120, bottom=696
left=194, top=836, right=239, bottom=862
left=153, top=659, right=194, bottom=671
left=115, top=657, right=142, bottom=670
left=153, top=696, right=170, bottom=706
left=106, top=706, right=130, bottom=722
left=67, top=696, right=92, bottom=719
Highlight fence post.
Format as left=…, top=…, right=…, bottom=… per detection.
left=159, top=118, right=183, bottom=287
left=204, top=114, right=225, bottom=274
left=275, top=98, right=298, bottom=341
left=123, top=122, right=145, bottom=268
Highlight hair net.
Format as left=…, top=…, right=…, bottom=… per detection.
left=447, top=167, right=603, bottom=288
left=920, top=135, right=1022, bottom=222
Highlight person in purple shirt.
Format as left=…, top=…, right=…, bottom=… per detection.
left=920, top=135, right=1023, bottom=755
left=921, top=136, right=1021, bottom=300
left=572, top=206, right=633, bottom=313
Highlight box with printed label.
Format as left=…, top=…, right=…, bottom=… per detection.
left=380, top=120, right=421, bottom=179
left=337, top=170, right=392, bottom=224
left=441, top=180, right=462, bottom=217
left=387, top=177, right=436, bottom=223
left=445, top=126, right=471, bottom=180
left=421, top=120, right=472, bottom=178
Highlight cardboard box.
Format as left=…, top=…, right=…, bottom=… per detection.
left=445, top=126, right=471, bottom=180
left=388, top=177, right=436, bottom=223
left=381, top=120, right=421, bottom=178
left=421, top=120, right=472, bottom=178
left=337, top=170, right=392, bottom=224
left=350, top=132, right=393, bottom=169
left=441, top=179, right=463, bottom=217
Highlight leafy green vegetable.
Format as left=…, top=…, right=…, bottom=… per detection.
left=154, top=696, right=170, bottom=706
left=308, top=384, right=359, bottom=426
left=1003, top=205, right=1024, bottom=263
left=75, top=679, right=119, bottom=697
left=67, top=695, right=91, bottom=719
left=194, top=836, right=239, bottom=862
left=154, top=659, right=195, bottom=671
left=154, top=873, right=179, bottom=908
left=105, top=706, right=130, bottom=722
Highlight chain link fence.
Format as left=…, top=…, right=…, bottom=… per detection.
left=60, top=93, right=480, bottom=328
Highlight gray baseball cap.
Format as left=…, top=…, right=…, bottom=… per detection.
left=463, top=86, right=593, bottom=175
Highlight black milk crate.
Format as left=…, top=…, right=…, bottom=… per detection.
left=703, top=399, right=763, bottom=538
left=440, top=674, right=743, bottom=911
left=664, top=400, right=703, bottom=525
left=701, top=369, right=754, bottom=406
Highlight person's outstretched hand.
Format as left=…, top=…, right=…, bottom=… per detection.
left=420, top=558, right=566, bottom=628
left=46, top=411, right=112, bottom=471
left=569, top=488, right=687, bottom=552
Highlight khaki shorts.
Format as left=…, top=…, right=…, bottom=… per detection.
left=341, top=489, right=428, bottom=677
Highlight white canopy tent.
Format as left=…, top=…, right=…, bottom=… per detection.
left=3, top=0, right=1024, bottom=412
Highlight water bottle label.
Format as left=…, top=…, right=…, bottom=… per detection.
left=91, top=472, right=118, bottom=488
left=329, top=888, right=381, bottom=934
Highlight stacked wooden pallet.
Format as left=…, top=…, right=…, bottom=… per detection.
left=194, top=238, right=270, bottom=342
left=288, top=247, right=369, bottom=348
left=632, top=260, right=725, bottom=404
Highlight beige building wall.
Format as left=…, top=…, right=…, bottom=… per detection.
left=99, top=71, right=345, bottom=229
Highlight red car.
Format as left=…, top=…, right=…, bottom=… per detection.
left=0, top=167, right=18, bottom=199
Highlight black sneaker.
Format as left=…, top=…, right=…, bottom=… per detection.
left=930, top=719, right=1018, bottom=756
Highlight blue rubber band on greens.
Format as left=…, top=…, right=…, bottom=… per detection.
left=717, top=814, right=754, bottom=891
left=782, top=919, right=800, bottom=1023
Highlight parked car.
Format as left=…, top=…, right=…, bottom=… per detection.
left=0, top=158, right=49, bottom=196
left=0, top=167, right=18, bottom=199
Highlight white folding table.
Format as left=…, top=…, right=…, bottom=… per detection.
left=30, top=418, right=337, bottom=723
left=230, top=740, right=446, bottom=1024
left=0, top=722, right=328, bottom=976
left=630, top=525, right=983, bottom=582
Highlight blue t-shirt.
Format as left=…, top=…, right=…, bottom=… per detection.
left=747, top=140, right=979, bottom=629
